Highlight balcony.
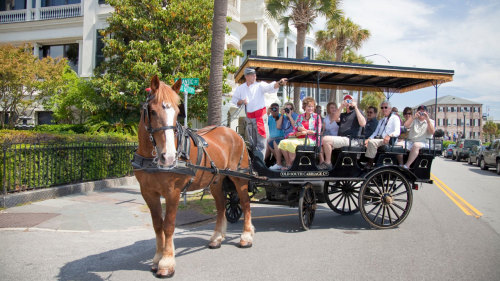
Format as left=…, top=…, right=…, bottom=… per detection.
left=0, top=4, right=82, bottom=24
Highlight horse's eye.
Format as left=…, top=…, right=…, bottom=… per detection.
left=151, top=110, right=157, bottom=116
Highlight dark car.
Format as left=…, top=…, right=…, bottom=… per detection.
left=468, top=145, right=485, bottom=166
left=444, top=144, right=455, bottom=158
left=479, top=139, right=500, bottom=174
left=453, top=139, right=482, bottom=161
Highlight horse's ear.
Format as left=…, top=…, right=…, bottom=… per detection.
left=151, top=75, right=160, bottom=92
left=172, top=78, right=182, bottom=94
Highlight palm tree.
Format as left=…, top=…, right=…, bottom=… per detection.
left=208, top=0, right=228, bottom=126
left=266, top=0, right=342, bottom=110
left=315, top=16, right=370, bottom=102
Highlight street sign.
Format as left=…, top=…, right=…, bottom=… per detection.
left=175, top=78, right=199, bottom=86
left=180, top=85, right=195, bottom=94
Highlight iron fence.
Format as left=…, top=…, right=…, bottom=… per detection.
left=1, top=142, right=138, bottom=194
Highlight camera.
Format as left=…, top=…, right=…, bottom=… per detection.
left=271, top=107, right=278, bottom=112
left=374, top=135, right=382, bottom=139
left=346, top=99, right=352, bottom=104
left=284, top=108, right=290, bottom=113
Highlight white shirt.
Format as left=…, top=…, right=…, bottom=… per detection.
left=231, top=81, right=278, bottom=113
left=323, top=116, right=339, bottom=136
left=369, top=114, right=401, bottom=139
left=408, top=118, right=435, bottom=142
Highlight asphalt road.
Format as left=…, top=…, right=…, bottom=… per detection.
left=0, top=157, right=499, bottom=281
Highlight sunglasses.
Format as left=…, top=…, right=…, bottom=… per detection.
left=367, top=111, right=375, bottom=114
left=381, top=106, right=389, bottom=109
left=404, top=113, right=412, bottom=115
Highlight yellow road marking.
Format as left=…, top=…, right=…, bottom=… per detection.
left=431, top=173, right=483, bottom=218
left=251, top=213, right=297, bottom=220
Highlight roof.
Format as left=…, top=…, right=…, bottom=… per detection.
left=235, top=56, right=454, bottom=93
left=420, top=95, right=482, bottom=106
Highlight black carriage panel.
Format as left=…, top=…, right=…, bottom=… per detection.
left=411, top=152, right=435, bottom=181
left=331, top=147, right=365, bottom=177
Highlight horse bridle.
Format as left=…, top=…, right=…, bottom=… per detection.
left=142, top=91, right=177, bottom=156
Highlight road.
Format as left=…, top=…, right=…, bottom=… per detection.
left=0, top=157, right=499, bottom=281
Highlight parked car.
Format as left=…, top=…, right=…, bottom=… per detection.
left=443, top=144, right=455, bottom=158
left=453, top=139, right=482, bottom=161
left=479, top=139, right=500, bottom=174
left=468, top=145, right=485, bottom=166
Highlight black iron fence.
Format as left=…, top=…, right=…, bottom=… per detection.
left=1, top=142, right=138, bottom=194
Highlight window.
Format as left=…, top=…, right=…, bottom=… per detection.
left=457, top=119, right=462, bottom=126
left=458, top=107, right=461, bottom=112
left=319, top=89, right=327, bottom=103
left=437, top=119, right=441, bottom=126
left=95, top=29, right=106, bottom=68
left=451, top=107, right=455, bottom=112
left=42, top=0, right=81, bottom=7
left=39, top=43, right=79, bottom=73
left=478, top=119, right=481, bottom=126
left=278, top=48, right=284, bottom=57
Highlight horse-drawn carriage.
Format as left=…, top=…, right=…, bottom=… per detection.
left=132, top=56, right=453, bottom=277
left=222, top=56, right=454, bottom=230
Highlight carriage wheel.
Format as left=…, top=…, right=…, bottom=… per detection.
left=359, top=169, right=413, bottom=229
left=225, top=191, right=242, bottom=223
left=298, top=183, right=316, bottom=230
left=323, top=181, right=361, bottom=215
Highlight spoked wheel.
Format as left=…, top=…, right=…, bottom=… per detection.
left=298, top=183, right=316, bottom=230
left=225, top=191, right=242, bottom=223
left=323, top=181, right=361, bottom=215
left=359, top=169, right=413, bottom=229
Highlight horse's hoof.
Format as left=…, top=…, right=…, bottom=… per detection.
left=208, top=242, right=221, bottom=249
left=239, top=241, right=252, bottom=248
left=150, top=266, right=158, bottom=273
left=156, top=269, right=174, bottom=278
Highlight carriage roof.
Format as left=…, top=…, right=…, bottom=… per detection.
left=234, top=56, right=454, bottom=93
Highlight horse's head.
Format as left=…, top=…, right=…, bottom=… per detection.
left=143, top=75, right=182, bottom=167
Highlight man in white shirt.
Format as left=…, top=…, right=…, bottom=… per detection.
left=364, top=100, right=401, bottom=169
left=397, top=105, right=435, bottom=169
left=231, top=68, right=288, bottom=160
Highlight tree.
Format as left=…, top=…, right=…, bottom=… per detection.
left=359, top=91, right=385, bottom=116
left=483, top=121, right=498, bottom=141
left=43, top=65, right=100, bottom=124
left=207, top=0, right=228, bottom=126
left=266, top=0, right=342, bottom=110
left=315, top=16, right=370, bottom=103
left=0, top=44, right=66, bottom=128
left=94, top=0, right=240, bottom=126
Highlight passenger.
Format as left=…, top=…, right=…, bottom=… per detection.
left=320, top=95, right=366, bottom=170
left=364, top=100, right=401, bottom=169
left=396, top=105, right=435, bottom=169
left=231, top=67, right=288, bottom=161
left=398, top=107, right=413, bottom=141
left=278, top=97, right=322, bottom=169
left=320, top=102, right=340, bottom=164
left=278, top=102, right=298, bottom=139
left=392, top=106, right=403, bottom=125
left=266, top=103, right=285, bottom=169
left=362, top=106, right=379, bottom=138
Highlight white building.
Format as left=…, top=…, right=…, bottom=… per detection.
left=0, top=0, right=318, bottom=125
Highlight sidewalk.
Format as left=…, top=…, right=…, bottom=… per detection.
left=0, top=179, right=214, bottom=232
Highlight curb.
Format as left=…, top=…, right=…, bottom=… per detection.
left=0, top=176, right=139, bottom=209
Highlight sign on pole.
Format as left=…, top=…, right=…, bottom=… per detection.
left=180, top=85, right=195, bottom=94
left=175, top=78, right=199, bottom=86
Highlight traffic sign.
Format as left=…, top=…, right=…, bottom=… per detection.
left=180, top=85, right=195, bottom=94
left=175, top=78, right=199, bottom=86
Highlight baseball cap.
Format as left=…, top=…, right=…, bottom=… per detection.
left=417, top=105, right=427, bottom=111
left=343, top=94, right=353, bottom=100
left=244, top=68, right=256, bottom=75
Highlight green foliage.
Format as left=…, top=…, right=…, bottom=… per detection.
left=0, top=141, right=136, bottom=192
left=93, top=0, right=239, bottom=124
left=359, top=92, right=386, bottom=114
left=0, top=129, right=135, bottom=144
left=483, top=121, right=498, bottom=135
left=43, top=66, right=101, bottom=124
left=443, top=141, right=456, bottom=149
left=0, top=44, right=67, bottom=128
left=34, top=124, right=87, bottom=134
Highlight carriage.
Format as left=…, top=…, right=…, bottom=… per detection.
left=221, top=56, right=454, bottom=230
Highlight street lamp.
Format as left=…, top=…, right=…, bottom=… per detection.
left=463, top=112, right=466, bottom=139
left=362, top=53, right=391, bottom=64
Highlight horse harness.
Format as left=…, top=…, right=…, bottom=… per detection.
left=132, top=93, right=255, bottom=193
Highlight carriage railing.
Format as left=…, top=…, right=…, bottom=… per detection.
left=1, top=142, right=137, bottom=194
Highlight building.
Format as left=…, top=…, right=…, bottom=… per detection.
left=420, top=95, right=483, bottom=140
left=0, top=0, right=318, bottom=125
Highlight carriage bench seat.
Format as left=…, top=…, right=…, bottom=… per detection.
left=419, top=148, right=440, bottom=155
left=377, top=145, right=406, bottom=154
left=340, top=145, right=365, bottom=153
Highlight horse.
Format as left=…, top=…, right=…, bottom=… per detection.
left=134, top=75, right=254, bottom=278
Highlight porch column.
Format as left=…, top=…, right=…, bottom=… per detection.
left=26, top=0, right=32, bottom=21
left=32, top=42, right=39, bottom=58
left=256, top=20, right=267, bottom=56
left=77, top=40, right=84, bottom=76
left=35, top=0, right=41, bottom=20
left=283, top=37, right=287, bottom=57
left=269, top=36, right=278, bottom=57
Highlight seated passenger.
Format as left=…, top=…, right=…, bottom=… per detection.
left=396, top=105, right=435, bottom=169
left=364, top=101, right=401, bottom=169
left=278, top=97, right=322, bottom=169
left=362, top=106, right=379, bottom=138
left=320, top=102, right=339, bottom=164
left=320, top=95, right=366, bottom=170
left=398, top=107, right=413, bottom=141
left=266, top=103, right=285, bottom=170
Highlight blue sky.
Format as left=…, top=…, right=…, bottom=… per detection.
left=314, top=0, right=500, bottom=120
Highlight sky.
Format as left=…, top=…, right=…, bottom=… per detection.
left=313, top=0, right=500, bottom=120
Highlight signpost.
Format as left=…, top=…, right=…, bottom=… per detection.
left=175, top=78, right=199, bottom=127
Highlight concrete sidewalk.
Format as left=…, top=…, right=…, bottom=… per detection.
left=0, top=179, right=214, bottom=232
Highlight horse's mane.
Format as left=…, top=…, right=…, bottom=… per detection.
left=155, top=81, right=180, bottom=108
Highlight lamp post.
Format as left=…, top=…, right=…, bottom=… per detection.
left=362, top=53, right=391, bottom=64
left=463, top=112, right=466, bottom=139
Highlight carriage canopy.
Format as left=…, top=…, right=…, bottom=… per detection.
left=234, top=56, right=454, bottom=94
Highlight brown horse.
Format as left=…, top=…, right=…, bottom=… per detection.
left=134, top=75, right=254, bottom=278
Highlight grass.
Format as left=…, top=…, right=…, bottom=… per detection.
left=140, top=192, right=217, bottom=216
